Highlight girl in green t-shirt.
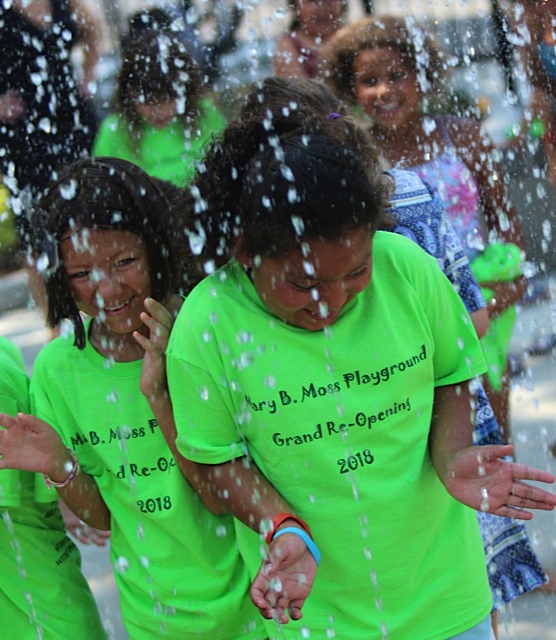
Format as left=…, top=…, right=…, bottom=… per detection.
left=92, top=24, right=226, bottom=187
left=0, top=340, right=107, bottom=639
left=0, top=157, right=263, bottom=639
left=164, top=104, right=556, bottom=639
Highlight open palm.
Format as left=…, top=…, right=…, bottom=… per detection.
left=0, top=411, right=65, bottom=475
left=444, top=444, right=556, bottom=519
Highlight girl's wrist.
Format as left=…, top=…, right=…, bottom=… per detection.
left=43, top=447, right=79, bottom=489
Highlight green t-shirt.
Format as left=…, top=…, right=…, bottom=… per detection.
left=0, top=335, right=26, bottom=371
left=0, top=341, right=34, bottom=507
left=30, top=323, right=262, bottom=640
left=167, top=232, right=492, bottom=640
left=0, top=340, right=106, bottom=639
left=92, top=98, right=226, bottom=186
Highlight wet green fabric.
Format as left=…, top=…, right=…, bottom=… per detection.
left=0, top=341, right=106, bottom=639
left=92, top=98, right=226, bottom=186
left=168, top=232, right=491, bottom=640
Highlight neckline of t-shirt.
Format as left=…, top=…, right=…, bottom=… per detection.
left=83, top=318, right=143, bottom=376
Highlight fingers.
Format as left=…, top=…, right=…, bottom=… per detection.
left=143, top=298, right=173, bottom=335
left=509, top=462, right=556, bottom=485
left=250, top=565, right=298, bottom=624
left=509, top=481, right=556, bottom=507
left=476, top=443, right=514, bottom=462
left=288, top=598, right=304, bottom=621
left=89, top=529, right=111, bottom=546
left=137, top=298, right=174, bottom=354
left=494, top=504, right=534, bottom=520
left=73, top=525, right=110, bottom=547
left=144, top=297, right=173, bottom=324
left=0, top=412, right=20, bottom=430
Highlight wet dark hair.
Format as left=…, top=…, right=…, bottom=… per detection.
left=33, top=157, right=185, bottom=348
left=116, top=28, right=202, bottom=142
left=239, top=76, right=385, bottom=191
left=126, top=7, right=174, bottom=37
left=325, top=15, right=446, bottom=104
left=241, top=76, right=346, bottom=119
left=182, top=96, right=385, bottom=269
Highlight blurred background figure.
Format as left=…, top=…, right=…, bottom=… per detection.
left=92, top=19, right=226, bottom=186
left=124, top=2, right=243, bottom=83
left=0, top=0, right=104, bottom=244
left=509, top=0, right=556, bottom=187
left=326, top=15, right=528, bottom=441
left=273, top=0, right=349, bottom=78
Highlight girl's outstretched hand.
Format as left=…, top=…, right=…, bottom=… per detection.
left=444, top=444, right=556, bottom=519
left=134, top=297, right=175, bottom=402
left=0, top=412, right=66, bottom=476
left=250, top=531, right=317, bottom=624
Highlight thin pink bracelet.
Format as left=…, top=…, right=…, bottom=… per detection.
left=43, top=448, right=79, bottom=490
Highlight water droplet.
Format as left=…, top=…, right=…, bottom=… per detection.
left=291, top=215, right=304, bottom=235
left=38, top=118, right=51, bottom=133
left=106, top=390, right=119, bottom=403
left=60, top=179, right=77, bottom=200
left=303, top=260, right=315, bottom=276
left=480, top=487, right=490, bottom=512
left=115, top=556, right=130, bottom=574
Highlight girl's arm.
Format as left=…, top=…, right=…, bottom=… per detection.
left=58, top=499, right=111, bottom=546
left=0, top=411, right=111, bottom=529
left=450, top=117, right=525, bottom=249
left=470, top=307, right=489, bottom=339
left=194, top=457, right=318, bottom=624
left=134, top=297, right=226, bottom=515
left=449, top=118, right=527, bottom=317
left=429, top=382, right=556, bottom=519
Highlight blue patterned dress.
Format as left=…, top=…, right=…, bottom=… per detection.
left=383, top=168, right=547, bottom=609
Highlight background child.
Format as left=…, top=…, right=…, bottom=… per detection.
left=0, top=337, right=107, bottom=639
left=273, top=0, right=348, bottom=79
left=92, top=25, right=226, bottom=186
left=325, top=15, right=528, bottom=441
left=166, top=104, right=556, bottom=639
left=0, top=157, right=263, bottom=639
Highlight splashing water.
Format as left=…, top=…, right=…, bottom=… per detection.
left=291, top=215, right=304, bottom=235
left=480, top=487, right=490, bottom=512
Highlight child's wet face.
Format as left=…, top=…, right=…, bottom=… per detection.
left=242, top=228, right=372, bottom=331
left=353, top=47, right=421, bottom=130
left=295, top=0, right=344, bottom=40
left=136, top=99, right=179, bottom=129
left=61, top=229, right=151, bottom=337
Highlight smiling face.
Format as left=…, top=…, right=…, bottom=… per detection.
left=240, top=228, right=373, bottom=331
left=295, top=0, right=345, bottom=41
left=353, top=47, right=421, bottom=130
left=61, top=229, right=151, bottom=341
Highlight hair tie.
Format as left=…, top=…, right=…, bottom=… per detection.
left=327, top=112, right=343, bottom=121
